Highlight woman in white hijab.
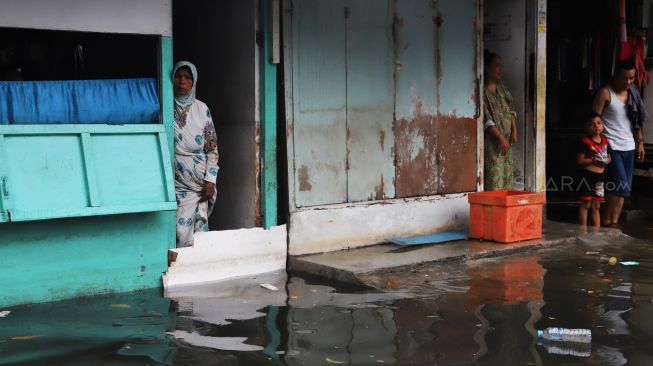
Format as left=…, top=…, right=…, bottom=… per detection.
left=172, top=61, right=219, bottom=247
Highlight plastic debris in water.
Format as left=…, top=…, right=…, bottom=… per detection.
left=537, top=327, right=591, bottom=343
left=326, top=357, right=347, bottom=364
left=620, top=261, right=639, bottom=266
left=260, top=283, right=279, bottom=291
left=10, top=335, right=47, bottom=341
left=0, top=311, right=10, bottom=318
left=111, top=304, right=131, bottom=308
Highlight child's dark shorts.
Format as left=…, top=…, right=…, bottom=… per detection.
left=579, top=170, right=605, bottom=202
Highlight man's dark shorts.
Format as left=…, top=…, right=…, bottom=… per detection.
left=605, top=150, right=635, bottom=197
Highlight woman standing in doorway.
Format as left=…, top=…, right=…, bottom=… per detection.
left=483, top=49, right=518, bottom=191
left=173, top=61, right=219, bottom=247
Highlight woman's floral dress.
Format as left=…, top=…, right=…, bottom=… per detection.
left=483, top=83, right=515, bottom=191
left=174, top=99, right=219, bottom=247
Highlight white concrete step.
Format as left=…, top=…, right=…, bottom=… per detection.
left=163, top=225, right=287, bottom=288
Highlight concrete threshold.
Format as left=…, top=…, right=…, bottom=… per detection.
left=289, top=220, right=625, bottom=288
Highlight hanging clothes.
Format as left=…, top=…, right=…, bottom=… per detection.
left=619, top=36, right=649, bottom=91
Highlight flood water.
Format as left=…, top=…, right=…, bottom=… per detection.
left=1, top=221, right=652, bottom=366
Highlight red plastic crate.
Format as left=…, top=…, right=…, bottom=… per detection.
left=468, top=190, right=545, bottom=243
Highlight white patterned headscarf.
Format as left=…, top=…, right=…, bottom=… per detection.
left=173, top=61, right=198, bottom=115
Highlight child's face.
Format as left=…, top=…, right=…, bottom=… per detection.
left=585, top=117, right=603, bottom=136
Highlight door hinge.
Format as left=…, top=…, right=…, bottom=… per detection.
left=1, top=176, right=8, bottom=198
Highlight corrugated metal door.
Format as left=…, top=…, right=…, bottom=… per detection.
left=290, top=0, right=348, bottom=207
left=346, top=0, right=396, bottom=202
left=393, top=0, right=440, bottom=197
left=435, top=0, right=479, bottom=194
left=286, top=0, right=479, bottom=207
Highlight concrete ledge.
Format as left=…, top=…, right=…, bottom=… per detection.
left=163, top=225, right=287, bottom=288
left=289, top=194, right=469, bottom=256
left=289, top=221, right=625, bottom=288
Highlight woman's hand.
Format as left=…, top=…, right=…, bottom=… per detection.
left=200, top=182, right=215, bottom=202
left=499, top=135, right=511, bottom=154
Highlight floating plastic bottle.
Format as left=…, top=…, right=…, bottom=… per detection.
left=537, top=327, right=592, bottom=343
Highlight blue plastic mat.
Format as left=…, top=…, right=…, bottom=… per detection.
left=388, top=231, right=468, bottom=246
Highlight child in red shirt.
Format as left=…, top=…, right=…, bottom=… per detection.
left=577, top=112, right=611, bottom=227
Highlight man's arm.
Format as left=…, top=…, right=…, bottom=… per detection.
left=592, top=87, right=609, bottom=114
left=635, top=127, right=645, bottom=162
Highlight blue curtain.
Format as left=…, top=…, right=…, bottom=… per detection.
left=0, top=78, right=160, bottom=125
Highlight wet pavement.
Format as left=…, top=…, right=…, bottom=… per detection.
left=1, top=218, right=652, bottom=365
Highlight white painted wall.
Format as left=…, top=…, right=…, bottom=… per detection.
left=0, top=0, right=171, bottom=35
left=163, top=225, right=287, bottom=288
left=288, top=194, right=470, bottom=256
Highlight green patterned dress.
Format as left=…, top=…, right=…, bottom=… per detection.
left=483, top=83, right=515, bottom=191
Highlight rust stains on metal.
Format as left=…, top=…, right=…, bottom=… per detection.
left=436, top=114, right=477, bottom=194
left=346, top=128, right=351, bottom=170
left=298, top=165, right=312, bottom=192
left=435, top=11, right=443, bottom=113
left=434, top=13, right=444, bottom=28
left=394, top=96, right=438, bottom=198
left=255, top=124, right=262, bottom=227
left=286, top=120, right=294, bottom=138
left=374, top=174, right=385, bottom=200
left=379, top=130, right=386, bottom=152
left=395, top=14, right=405, bottom=28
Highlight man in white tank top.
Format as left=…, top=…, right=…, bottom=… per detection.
left=592, top=60, right=646, bottom=227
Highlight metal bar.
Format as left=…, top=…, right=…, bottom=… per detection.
left=0, top=134, right=12, bottom=222
left=160, top=36, right=175, bottom=158
left=158, top=132, right=176, bottom=202
left=535, top=0, right=547, bottom=192
left=0, top=124, right=165, bottom=135
left=261, top=0, right=278, bottom=229
left=8, top=202, right=177, bottom=222
left=271, top=0, right=281, bottom=64
left=282, top=0, right=297, bottom=213
left=476, top=0, right=484, bottom=192
left=80, top=133, right=100, bottom=207
left=160, top=35, right=177, bottom=250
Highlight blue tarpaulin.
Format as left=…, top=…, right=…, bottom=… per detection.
left=387, top=231, right=468, bottom=246
left=0, top=78, right=159, bottom=125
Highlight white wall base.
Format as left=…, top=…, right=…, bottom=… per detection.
left=289, top=194, right=470, bottom=255
left=163, top=225, right=287, bottom=288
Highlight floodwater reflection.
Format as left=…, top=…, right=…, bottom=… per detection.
left=2, top=231, right=653, bottom=365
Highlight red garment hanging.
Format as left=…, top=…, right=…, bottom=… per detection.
left=619, top=36, right=649, bottom=90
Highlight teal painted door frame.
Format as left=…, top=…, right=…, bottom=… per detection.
left=160, top=35, right=177, bottom=248
left=260, top=0, right=279, bottom=229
